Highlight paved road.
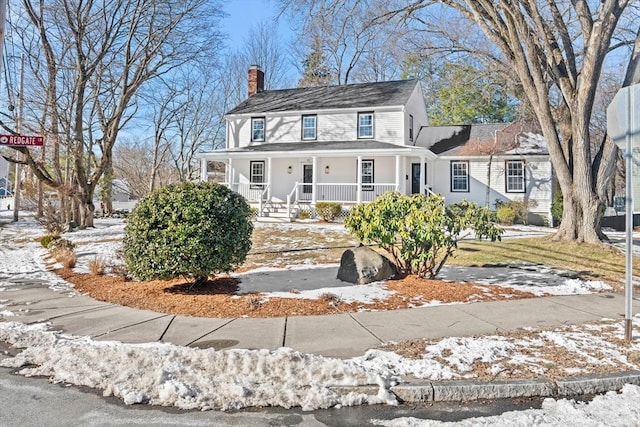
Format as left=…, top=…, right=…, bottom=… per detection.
left=1, top=366, right=554, bottom=426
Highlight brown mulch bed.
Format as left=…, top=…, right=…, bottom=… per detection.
left=56, top=268, right=539, bottom=318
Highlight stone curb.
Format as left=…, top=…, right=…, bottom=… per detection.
left=331, top=370, right=640, bottom=403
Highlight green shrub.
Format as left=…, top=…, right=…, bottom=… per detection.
left=47, top=237, right=75, bottom=252
left=496, top=205, right=516, bottom=225
left=40, top=234, right=61, bottom=248
left=123, top=182, right=253, bottom=285
left=314, top=202, right=342, bottom=222
left=510, top=199, right=537, bottom=225
left=551, top=189, right=563, bottom=225
left=298, top=209, right=312, bottom=220
left=345, top=192, right=503, bottom=278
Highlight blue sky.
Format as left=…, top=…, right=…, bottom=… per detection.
left=220, top=0, right=291, bottom=50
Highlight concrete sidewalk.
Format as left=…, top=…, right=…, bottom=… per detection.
left=1, top=280, right=637, bottom=358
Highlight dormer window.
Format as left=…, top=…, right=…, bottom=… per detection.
left=302, top=115, right=317, bottom=140
left=251, top=117, right=265, bottom=142
left=358, top=112, right=374, bottom=139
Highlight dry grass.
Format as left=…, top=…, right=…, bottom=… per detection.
left=452, top=236, right=634, bottom=290
left=88, top=257, right=106, bottom=275
left=51, top=248, right=77, bottom=268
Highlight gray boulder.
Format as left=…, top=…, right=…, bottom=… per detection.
left=337, top=245, right=397, bottom=284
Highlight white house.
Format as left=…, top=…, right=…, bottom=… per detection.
left=198, top=65, right=553, bottom=225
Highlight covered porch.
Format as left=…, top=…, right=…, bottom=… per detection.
left=199, top=142, right=437, bottom=220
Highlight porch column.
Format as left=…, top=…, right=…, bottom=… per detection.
left=395, top=155, right=401, bottom=192
left=266, top=157, right=272, bottom=199
left=420, top=156, right=426, bottom=194
left=200, top=158, right=208, bottom=182
left=312, top=156, right=318, bottom=204
left=228, top=158, right=234, bottom=187
left=356, top=156, right=362, bottom=203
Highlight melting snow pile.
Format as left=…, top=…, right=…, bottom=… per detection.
left=0, top=322, right=397, bottom=411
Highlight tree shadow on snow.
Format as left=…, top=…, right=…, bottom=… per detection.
left=164, top=277, right=241, bottom=296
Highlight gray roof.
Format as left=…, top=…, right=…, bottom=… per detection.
left=222, top=140, right=415, bottom=153
left=226, top=79, right=420, bottom=115
left=418, top=123, right=548, bottom=156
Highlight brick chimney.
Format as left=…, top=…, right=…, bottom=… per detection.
left=248, top=65, right=264, bottom=97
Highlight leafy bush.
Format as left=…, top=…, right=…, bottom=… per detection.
left=40, top=234, right=61, bottom=248
left=510, top=199, right=538, bottom=225
left=345, top=192, right=503, bottom=278
left=47, top=237, right=75, bottom=252
left=495, top=198, right=537, bottom=225
left=123, top=182, right=253, bottom=285
left=298, top=209, right=312, bottom=220
left=551, top=189, right=563, bottom=225
left=496, top=205, right=516, bottom=225
left=314, top=202, right=342, bottom=222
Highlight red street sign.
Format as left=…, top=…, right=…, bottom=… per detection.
left=0, top=134, right=44, bottom=146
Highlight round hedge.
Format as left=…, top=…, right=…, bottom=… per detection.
left=123, top=182, right=253, bottom=284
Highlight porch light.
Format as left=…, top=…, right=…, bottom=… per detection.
left=287, top=166, right=292, bottom=174
left=325, top=165, right=330, bottom=174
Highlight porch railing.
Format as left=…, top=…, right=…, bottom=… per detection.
left=295, top=183, right=397, bottom=203
left=224, top=182, right=266, bottom=202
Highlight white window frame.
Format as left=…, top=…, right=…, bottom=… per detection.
left=409, top=114, right=414, bottom=142
left=361, top=159, right=374, bottom=191
left=251, top=117, right=265, bottom=142
left=302, top=115, right=317, bottom=140
left=250, top=160, right=265, bottom=189
left=505, top=160, right=526, bottom=193
left=358, top=112, right=374, bottom=139
left=450, top=160, right=469, bottom=192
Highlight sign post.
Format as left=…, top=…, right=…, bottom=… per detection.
left=607, top=83, right=640, bottom=342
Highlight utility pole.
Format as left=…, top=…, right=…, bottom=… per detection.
left=12, top=55, right=23, bottom=222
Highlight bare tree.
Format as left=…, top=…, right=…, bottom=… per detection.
left=8, top=0, right=224, bottom=228
left=384, top=0, right=640, bottom=243
left=166, top=68, right=223, bottom=182
left=281, top=0, right=405, bottom=84
left=112, top=139, right=177, bottom=200
left=240, top=21, right=293, bottom=89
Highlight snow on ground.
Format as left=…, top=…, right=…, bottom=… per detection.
left=374, top=384, right=640, bottom=426
left=41, top=216, right=618, bottom=301
left=354, top=318, right=640, bottom=381
left=0, top=322, right=397, bottom=411
left=2, top=213, right=640, bottom=419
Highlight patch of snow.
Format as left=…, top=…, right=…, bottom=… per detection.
left=374, top=384, right=640, bottom=426
left=0, top=322, right=397, bottom=411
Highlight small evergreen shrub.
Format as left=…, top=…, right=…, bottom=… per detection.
left=298, top=210, right=312, bottom=220
left=314, top=202, right=342, bottom=222
left=551, top=189, right=563, bottom=225
left=123, top=182, right=253, bottom=285
left=40, top=234, right=61, bottom=249
left=47, top=238, right=76, bottom=252
left=496, top=205, right=516, bottom=225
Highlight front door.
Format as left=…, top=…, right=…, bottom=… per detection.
left=411, top=163, right=427, bottom=194
left=303, top=164, right=313, bottom=194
